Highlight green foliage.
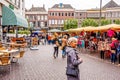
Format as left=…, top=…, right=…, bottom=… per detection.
left=101, top=19, right=112, bottom=26
left=18, top=30, right=30, bottom=35
left=81, top=19, right=98, bottom=27
left=114, top=19, right=120, bottom=24
left=64, top=18, right=78, bottom=30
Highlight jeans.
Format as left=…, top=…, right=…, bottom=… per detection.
left=53, top=47, right=59, bottom=58
left=118, top=54, right=120, bottom=64
left=111, top=53, right=116, bottom=63
left=100, top=51, right=105, bottom=59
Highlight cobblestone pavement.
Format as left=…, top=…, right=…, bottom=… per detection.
left=0, top=45, right=120, bottom=80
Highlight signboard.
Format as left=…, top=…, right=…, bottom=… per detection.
left=9, top=4, right=14, bottom=10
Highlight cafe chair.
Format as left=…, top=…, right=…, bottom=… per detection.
left=0, top=54, right=11, bottom=71
left=12, top=51, right=25, bottom=62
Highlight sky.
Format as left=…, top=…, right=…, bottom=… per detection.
left=25, top=0, right=120, bottom=10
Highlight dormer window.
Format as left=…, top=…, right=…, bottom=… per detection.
left=58, top=3, right=64, bottom=8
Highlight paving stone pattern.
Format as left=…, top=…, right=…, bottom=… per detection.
left=0, top=45, right=120, bottom=80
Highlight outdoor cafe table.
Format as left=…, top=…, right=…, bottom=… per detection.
left=0, top=52, right=4, bottom=56
left=6, top=42, right=26, bottom=50
left=0, top=49, right=19, bottom=62
left=0, top=49, right=19, bottom=53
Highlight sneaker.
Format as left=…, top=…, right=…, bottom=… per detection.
left=53, top=55, right=56, bottom=59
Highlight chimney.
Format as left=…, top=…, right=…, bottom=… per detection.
left=43, top=4, right=45, bottom=8
left=32, top=4, right=34, bottom=8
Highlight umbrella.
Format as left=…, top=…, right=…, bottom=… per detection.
left=68, top=27, right=84, bottom=32
left=32, top=31, right=43, bottom=33
left=83, top=26, right=98, bottom=32
left=48, top=29, right=62, bottom=32
left=97, top=24, right=120, bottom=31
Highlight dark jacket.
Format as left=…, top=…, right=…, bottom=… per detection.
left=66, top=46, right=82, bottom=80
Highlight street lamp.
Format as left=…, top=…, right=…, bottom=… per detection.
left=99, top=0, right=102, bottom=26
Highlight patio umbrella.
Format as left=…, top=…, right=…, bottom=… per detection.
left=32, top=31, right=43, bottom=33
left=68, top=27, right=84, bottom=32
left=83, top=26, right=98, bottom=32
left=48, top=29, right=62, bottom=32
left=97, top=24, right=120, bottom=31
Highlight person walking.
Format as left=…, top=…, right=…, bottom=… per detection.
left=53, top=38, right=59, bottom=59
left=61, top=35, right=67, bottom=58
left=66, top=37, right=83, bottom=80
left=110, top=38, right=118, bottom=64
left=98, top=38, right=105, bottom=59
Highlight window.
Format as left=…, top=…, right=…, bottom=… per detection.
left=49, top=20, right=51, bottom=25
left=41, top=16, right=44, bottom=20
left=55, top=13, right=57, bottom=16
left=15, top=0, right=17, bottom=5
left=61, top=20, right=64, bottom=24
left=52, top=13, right=54, bottom=16
left=58, top=20, right=61, bottom=24
left=72, top=13, right=74, bottom=16
left=33, top=21, right=36, bottom=27
left=30, top=15, right=33, bottom=20
left=41, top=22, right=44, bottom=27
left=34, top=15, right=36, bottom=20
left=45, top=16, right=47, bottom=20
left=38, top=21, right=40, bottom=27
left=38, top=16, right=40, bottom=20
left=18, top=0, right=20, bottom=8
left=80, top=13, right=82, bottom=16
left=62, top=13, right=64, bottom=16
left=69, top=13, right=71, bottom=16
left=50, top=13, right=51, bottom=16
left=59, top=13, right=61, bottom=16
left=55, top=20, right=57, bottom=24
left=65, top=13, right=67, bottom=16
left=51, top=20, right=54, bottom=24
left=45, top=22, right=47, bottom=27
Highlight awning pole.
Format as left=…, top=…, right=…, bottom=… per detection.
left=15, top=26, right=18, bottom=38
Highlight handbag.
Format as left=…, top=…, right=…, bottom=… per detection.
left=66, top=67, right=79, bottom=77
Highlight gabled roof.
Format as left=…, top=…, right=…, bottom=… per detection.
left=51, top=3, right=74, bottom=9
left=29, top=7, right=46, bottom=12
left=26, top=5, right=46, bottom=12
left=103, top=0, right=120, bottom=8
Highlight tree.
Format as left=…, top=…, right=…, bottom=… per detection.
left=64, top=18, right=78, bottom=30
left=114, top=19, right=120, bottom=24
left=81, top=19, right=98, bottom=27
left=101, top=19, right=112, bottom=26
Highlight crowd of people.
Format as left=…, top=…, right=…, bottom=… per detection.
left=4, top=29, right=120, bottom=80
left=45, top=29, right=120, bottom=67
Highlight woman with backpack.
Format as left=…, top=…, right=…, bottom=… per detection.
left=110, top=38, right=118, bottom=64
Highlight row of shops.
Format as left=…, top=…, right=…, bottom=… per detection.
left=0, top=3, right=29, bottom=41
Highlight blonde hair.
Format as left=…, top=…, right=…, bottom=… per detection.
left=67, top=37, right=78, bottom=46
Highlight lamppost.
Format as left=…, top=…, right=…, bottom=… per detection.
left=99, top=0, right=102, bottom=26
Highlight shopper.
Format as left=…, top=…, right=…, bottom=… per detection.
left=66, top=37, right=83, bottom=80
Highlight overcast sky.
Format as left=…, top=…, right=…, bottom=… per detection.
left=25, top=0, right=120, bottom=10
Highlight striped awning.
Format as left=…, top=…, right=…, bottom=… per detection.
left=2, top=6, right=28, bottom=28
